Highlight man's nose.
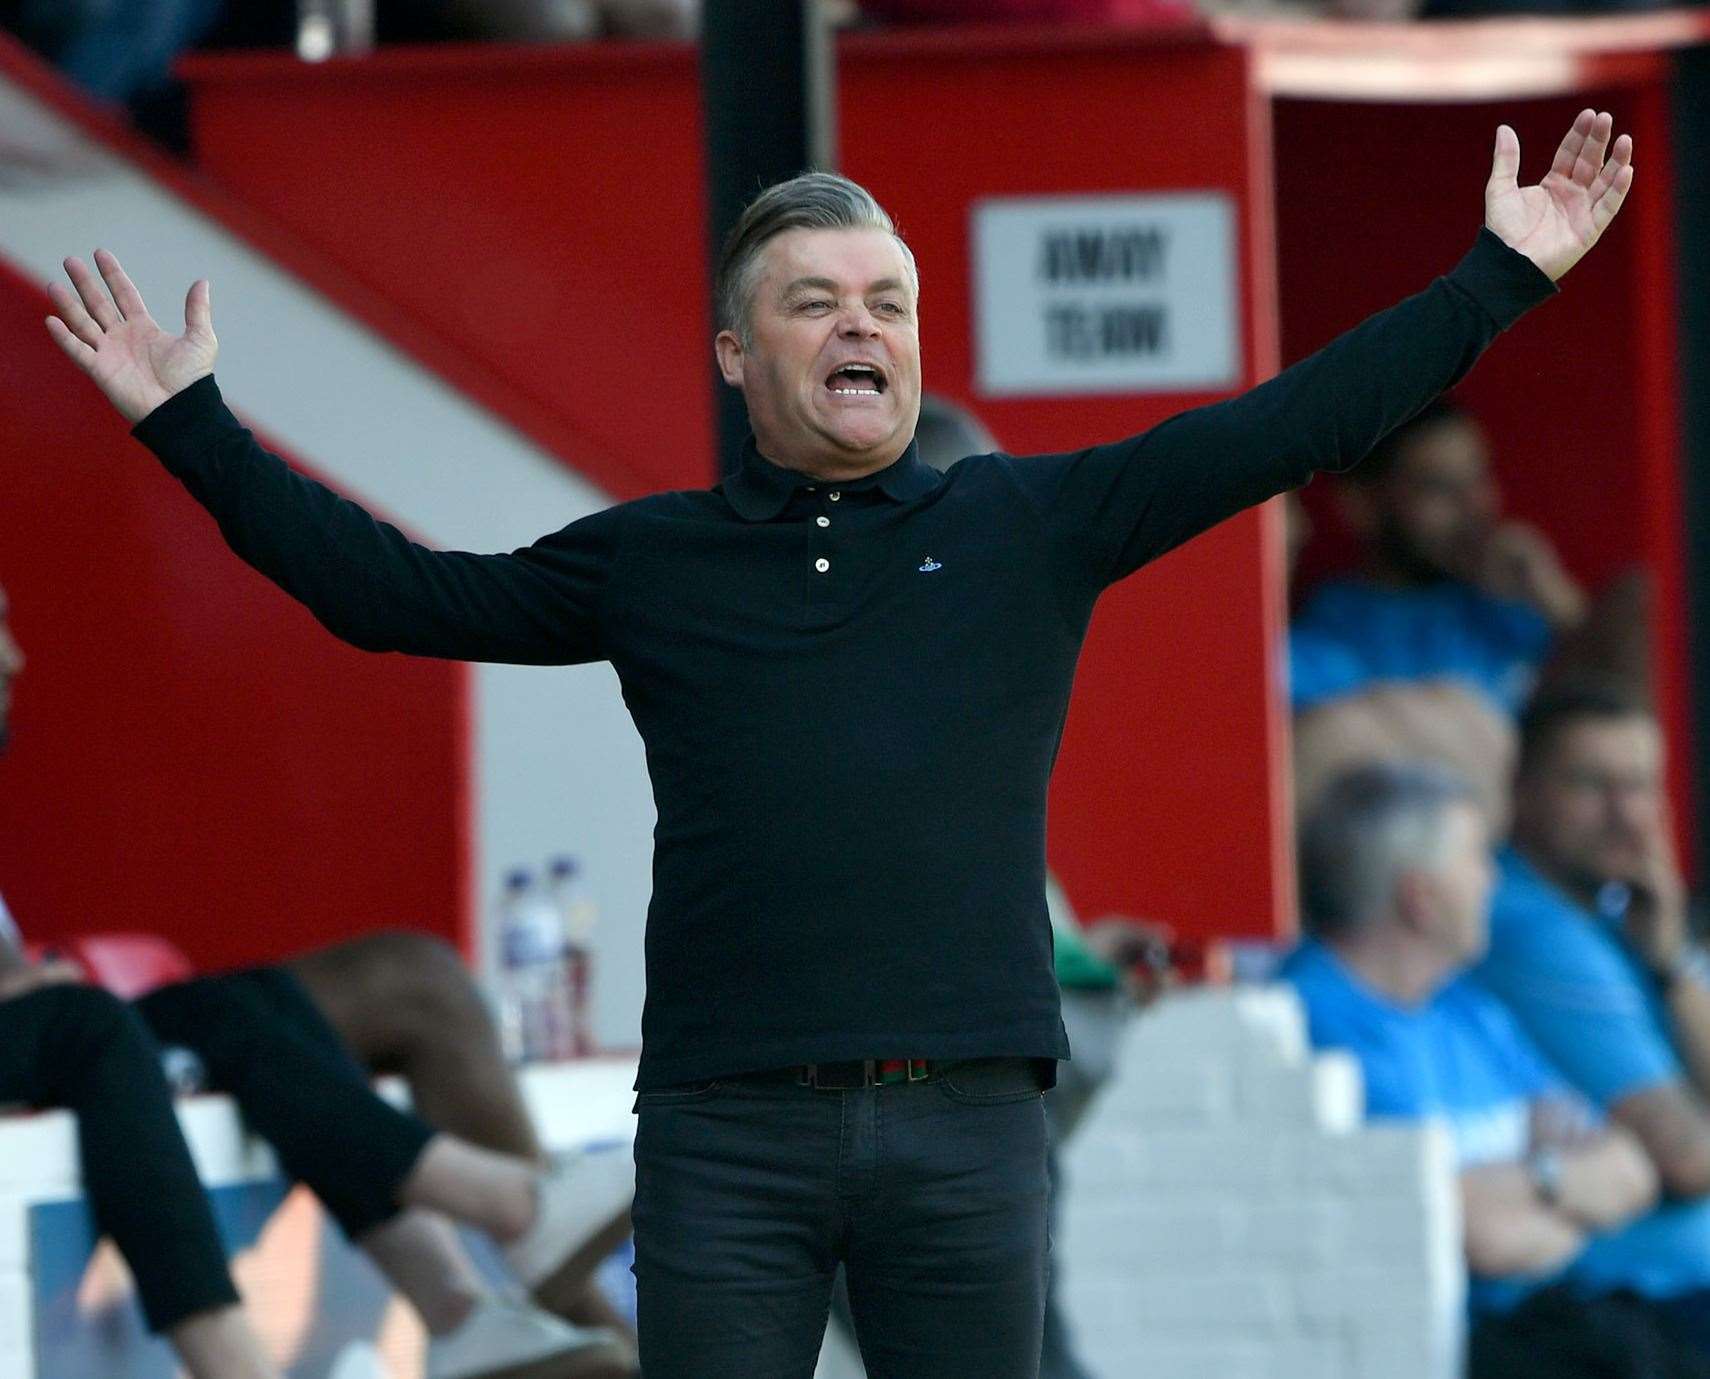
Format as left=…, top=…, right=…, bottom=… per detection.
left=838, top=305, right=881, bottom=337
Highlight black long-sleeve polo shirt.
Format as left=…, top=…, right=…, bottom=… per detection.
left=133, top=230, right=1555, bottom=1088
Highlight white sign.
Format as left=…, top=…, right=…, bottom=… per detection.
left=972, top=192, right=1241, bottom=397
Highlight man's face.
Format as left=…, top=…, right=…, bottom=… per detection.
left=1412, top=801, right=1497, bottom=964
left=1516, top=716, right=1665, bottom=890
left=715, top=227, right=922, bottom=477
left=0, top=584, right=23, bottom=752
left=1360, top=418, right=1499, bottom=582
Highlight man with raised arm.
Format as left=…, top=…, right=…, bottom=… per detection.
left=43, top=111, right=1633, bottom=1377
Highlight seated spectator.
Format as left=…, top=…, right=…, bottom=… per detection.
left=1283, top=427, right=1517, bottom=832
left=131, top=959, right=636, bottom=1377
left=1473, top=680, right=1710, bottom=1353
left=0, top=577, right=634, bottom=1379
left=0, top=966, right=281, bottom=1378
left=284, top=929, right=636, bottom=1338
left=1282, top=762, right=1710, bottom=1378
left=1290, top=399, right=1597, bottom=717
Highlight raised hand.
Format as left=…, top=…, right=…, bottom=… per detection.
left=1471, top=520, right=1587, bottom=631
left=44, top=250, right=216, bottom=424
left=1486, top=110, right=1634, bottom=283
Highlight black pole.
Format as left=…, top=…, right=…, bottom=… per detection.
left=700, top=0, right=833, bottom=480
left=1676, top=49, right=1710, bottom=877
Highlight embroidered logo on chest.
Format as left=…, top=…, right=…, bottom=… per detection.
left=918, top=557, right=942, bottom=572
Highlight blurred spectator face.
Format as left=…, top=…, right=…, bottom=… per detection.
left=0, top=583, right=23, bottom=751
left=1515, top=713, right=1665, bottom=891
left=717, top=227, right=922, bottom=474
left=1406, top=800, right=1496, bottom=964
left=1342, top=414, right=1499, bottom=582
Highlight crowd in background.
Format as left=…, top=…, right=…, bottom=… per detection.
left=1274, top=401, right=1710, bottom=1378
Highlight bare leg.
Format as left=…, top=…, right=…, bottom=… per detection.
left=357, top=1211, right=484, bottom=1336
left=399, top=1134, right=537, bottom=1242
left=291, top=931, right=633, bottom=1340
left=289, top=931, right=541, bottom=1160
left=168, top=1304, right=280, bottom=1379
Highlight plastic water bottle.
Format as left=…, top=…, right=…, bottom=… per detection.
left=496, top=869, right=576, bottom=1063
left=546, top=855, right=597, bottom=1057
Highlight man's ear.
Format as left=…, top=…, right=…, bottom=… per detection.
left=715, top=330, right=745, bottom=388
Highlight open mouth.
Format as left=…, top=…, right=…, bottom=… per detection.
left=825, top=363, right=887, bottom=398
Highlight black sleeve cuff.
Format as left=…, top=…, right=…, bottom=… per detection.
left=1447, top=227, right=1559, bottom=330
left=130, top=374, right=244, bottom=473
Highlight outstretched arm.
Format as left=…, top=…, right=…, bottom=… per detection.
left=44, top=253, right=615, bottom=665
left=1022, top=111, right=1634, bottom=593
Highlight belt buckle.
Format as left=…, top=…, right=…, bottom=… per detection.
left=799, top=1060, right=876, bottom=1090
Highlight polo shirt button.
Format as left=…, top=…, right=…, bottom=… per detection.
left=814, top=557, right=830, bottom=573
left=816, top=516, right=830, bottom=527
left=828, top=491, right=841, bottom=502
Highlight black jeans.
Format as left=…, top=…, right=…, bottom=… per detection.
left=828, top=1086, right=1098, bottom=1379
left=0, top=984, right=238, bottom=1332
left=136, top=966, right=435, bottom=1239
left=630, top=1057, right=1051, bottom=1378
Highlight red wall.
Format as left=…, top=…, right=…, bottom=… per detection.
left=0, top=263, right=470, bottom=970
left=180, top=42, right=713, bottom=505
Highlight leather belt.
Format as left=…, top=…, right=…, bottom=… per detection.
left=733, top=1057, right=937, bottom=1089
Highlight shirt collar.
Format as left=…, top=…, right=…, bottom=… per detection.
left=721, top=435, right=939, bottom=522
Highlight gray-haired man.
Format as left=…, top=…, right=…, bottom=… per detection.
left=1282, top=761, right=1710, bottom=1378
left=46, top=112, right=1630, bottom=1376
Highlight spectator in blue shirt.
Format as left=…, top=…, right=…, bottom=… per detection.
left=1286, top=762, right=1652, bottom=1289
left=1290, top=399, right=1586, bottom=716
left=1473, top=680, right=1710, bottom=1348
left=1280, top=762, right=1710, bottom=1376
